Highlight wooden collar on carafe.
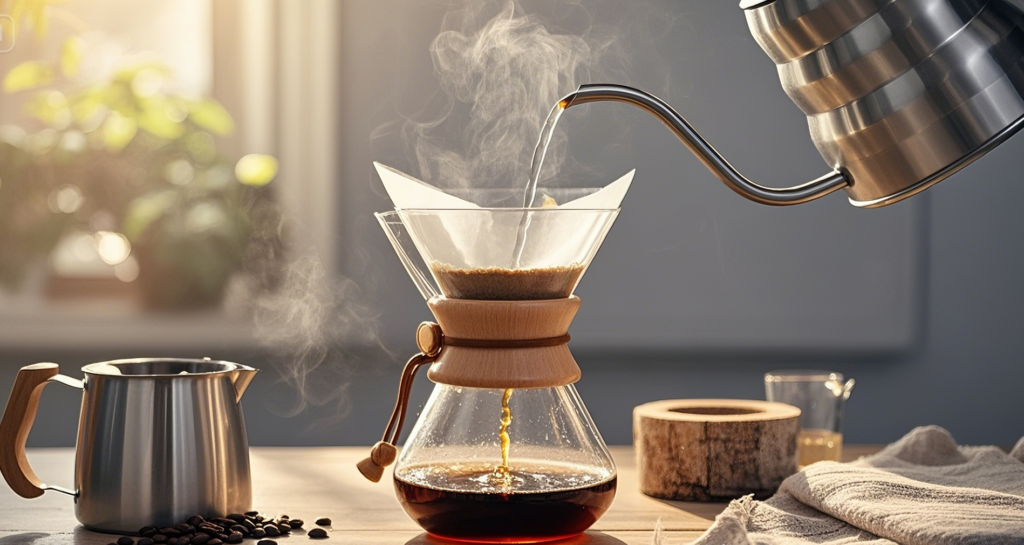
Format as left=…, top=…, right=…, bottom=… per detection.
left=356, top=296, right=582, bottom=483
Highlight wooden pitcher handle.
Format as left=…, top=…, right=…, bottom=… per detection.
left=0, top=363, right=59, bottom=498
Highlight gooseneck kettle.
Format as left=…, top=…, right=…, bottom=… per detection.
left=562, top=0, right=1024, bottom=208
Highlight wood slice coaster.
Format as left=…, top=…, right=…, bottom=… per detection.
left=633, top=399, right=800, bottom=501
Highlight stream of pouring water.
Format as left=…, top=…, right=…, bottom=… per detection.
left=510, top=99, right=568, bottom=268
left=495, top=99, right=567, bottom=489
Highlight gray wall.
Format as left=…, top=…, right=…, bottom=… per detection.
left=7, top=0, right=1024, bottom=449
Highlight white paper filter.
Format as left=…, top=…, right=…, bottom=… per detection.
left=374, top=162, right=633, bottom=269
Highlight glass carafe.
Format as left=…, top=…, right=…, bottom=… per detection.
left=366, top=204, right=622, bottom=543
left=395, top=385, right=616, bottom=543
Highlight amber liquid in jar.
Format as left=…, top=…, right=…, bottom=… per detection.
left=798, top=429, right=843, bottom=466
left=394, top=462, right=617, bottom=543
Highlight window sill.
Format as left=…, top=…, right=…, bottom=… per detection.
left=0, top=296, right=256, bottom=351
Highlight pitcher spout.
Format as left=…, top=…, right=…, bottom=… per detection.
left=230, top=367, right=258, bottom=403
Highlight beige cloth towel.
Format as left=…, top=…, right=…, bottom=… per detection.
left=693, top=426, right=1024, bottom=545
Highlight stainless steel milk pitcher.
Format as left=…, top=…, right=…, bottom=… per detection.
left=0, top=358, right=258, bottom=533
left=562, top=0, right=1024, bottom=208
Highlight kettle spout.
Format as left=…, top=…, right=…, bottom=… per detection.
left=230, top=367, right=259, bottom=403
left=560, top=84, right=849, bottom=206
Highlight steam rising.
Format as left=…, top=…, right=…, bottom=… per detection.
left=238, top=0, right=668, bottom=428
left=248, top=255, right=379, bottom=419
left=401, top=0, right=629, bottom=190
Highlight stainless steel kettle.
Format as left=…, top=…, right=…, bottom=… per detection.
left=562, top=0, right=1024, bottom=207
left=0, top=358, right=258, bottom=533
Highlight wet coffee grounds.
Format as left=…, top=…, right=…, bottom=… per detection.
left=431, top=262, right=585, bottom=300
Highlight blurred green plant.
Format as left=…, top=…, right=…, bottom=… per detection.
left=0, top=33, right=280, bottom=308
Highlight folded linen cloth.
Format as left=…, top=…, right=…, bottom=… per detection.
left=693, top=426, right=1024, bottom=545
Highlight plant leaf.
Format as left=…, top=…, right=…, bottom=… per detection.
left=69, top=85, right=105, bottom=122
left=189, top=98, right=234, bottom=136
left=10, top=0, right=52, bottom=37
left=102, top=111, right=137, bottom=151
left=24, top=91, right=69, bottom=126
left=60, top=36, right=83, bottom=77
left=123, top=190, right=178, bottom=241
left=137, top=100, right=185, bottom=140
left=3, top=61, right=55, bottom=93
left=235, top=154, right=278, bottom=186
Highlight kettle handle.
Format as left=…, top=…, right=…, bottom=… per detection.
left=0, top=363, right=80, bottom=498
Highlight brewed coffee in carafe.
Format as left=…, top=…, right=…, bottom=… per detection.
left=365, top=174, right=628, bottom=543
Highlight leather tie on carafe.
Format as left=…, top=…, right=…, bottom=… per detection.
left=356, top=320, right=572, bottom=483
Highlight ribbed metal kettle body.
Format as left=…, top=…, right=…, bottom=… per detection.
left=745, top=0, right=1024, bottom=206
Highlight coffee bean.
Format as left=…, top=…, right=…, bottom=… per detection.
left=225, top=534, right=243, bottom=544
left=140, top=527, right=158, bottom=538
left=167, top=539, right=179, bottom=545
left=213, top=518, right=235, bottom=528
left=278, top=525, right=291, bottom=534
left=187, top=516, right=205, bottom=527
left=160, top=528, right=181, bottom=538
left=190, top=535, right=209, bottom=545
left=228, top=525, right=247, bottom=536
left=278, top=515, right=289, bottom=520
left=175, top=524, right=194, bottom=535
left=244, top=511, right=259, bottom=517
left=177, top=537, right=191, bottom=545
left=117, top=538, right=135, bottom=545
left=288, top=519, right=303, bottom=529
left=198, top=523, right=222, bottom=535
left=257, top=541, right=277, bottom=545
left=307, top=528, right=328, bottom=539
left=138, top=540, right=154, bottom=545
left=315, top=518, right=331, bottom=527
left=263, top=525, right=280, bottom=537
left=227, top=514, right=247, bottom=523
left=206, top=540, right=222, bottom=545
left=251, top=528, right=266, bottom=539
left=255, top=516, right=265, bottom=523
left=240, top=520, right=256, bottom=532
left=152, top=535, right=167, bottom=544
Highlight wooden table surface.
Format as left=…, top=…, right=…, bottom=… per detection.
left=0, top=446, right=879, bottom=545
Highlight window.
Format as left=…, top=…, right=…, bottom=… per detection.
left=0, top=0, right=340, bottom=349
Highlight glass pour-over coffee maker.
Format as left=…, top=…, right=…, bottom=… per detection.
left=360, top=173, right=624, bottom=543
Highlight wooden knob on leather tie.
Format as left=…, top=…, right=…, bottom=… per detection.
left=356, top=441, right=398, bottom=483
left=416, top=322, right=443, bottom=357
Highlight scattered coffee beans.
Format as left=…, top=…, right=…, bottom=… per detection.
left=133, top=510, right=333, bottom=544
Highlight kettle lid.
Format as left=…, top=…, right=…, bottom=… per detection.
left=739, top=0, right=777, bottom=9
